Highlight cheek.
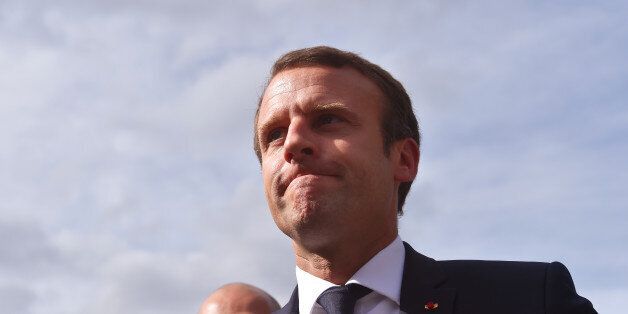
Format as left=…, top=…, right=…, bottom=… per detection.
left=335, top=137, right=386, bottom=165
left=261, top=154, right=283, bottom=193
left=329, top=139, right=353, bottom=158
left=350, top=144, right=394, bottom=186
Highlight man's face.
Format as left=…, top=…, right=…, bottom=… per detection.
left=256, top=66, right=400, bottom=250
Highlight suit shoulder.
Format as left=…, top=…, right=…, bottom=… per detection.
left=545, top=262, right=597, bottom=313
left=434, top=260, right=596, bottom=313
left=427, top=260, right=548, bottom=313
left=438, top=259, right=549, bottom=275
left=436, top=259, right=549, bottom=290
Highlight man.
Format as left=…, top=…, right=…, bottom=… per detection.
left=253, top=46, right=596, bottom=314
left=198, top=282, right=281, bottom=314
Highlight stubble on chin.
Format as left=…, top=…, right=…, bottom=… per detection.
left=285, top=196, right=352, bottom=253
left=274, top=193, right=328, bottom=241
left=292, top=197, right=321, bottom=224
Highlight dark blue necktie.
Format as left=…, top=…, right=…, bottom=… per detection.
left=316, top=284, right=372, bottom=314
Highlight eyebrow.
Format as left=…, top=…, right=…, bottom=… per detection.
left=311, top=102, right=349, bottom=113
left=312, top=102, right=359, bottom=125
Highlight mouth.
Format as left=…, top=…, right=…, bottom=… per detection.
left=287, top=173, right=328, bottom=190
left=276, top=170, right=337, bottom=198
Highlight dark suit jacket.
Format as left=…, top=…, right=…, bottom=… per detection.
left=275, top=242, right=596, bottom=314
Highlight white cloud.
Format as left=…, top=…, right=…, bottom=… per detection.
left=0, top=283, right=36, bottom=314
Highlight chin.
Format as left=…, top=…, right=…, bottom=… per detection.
left=290, top=191, right=345, bottom=224
left=286, top=202, right=345, bottom=246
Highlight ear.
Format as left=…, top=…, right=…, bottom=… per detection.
left=393, top=138, right=420, bottom=182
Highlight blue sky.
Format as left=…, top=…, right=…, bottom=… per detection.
left=1, top=1, right=626, bottom=313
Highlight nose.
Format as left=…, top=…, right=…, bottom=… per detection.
left=283, top=120, right=315, bottom=163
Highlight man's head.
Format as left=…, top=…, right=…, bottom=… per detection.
left=198, top=283, right=280, bottom=314
left=254, top=46, right=420, bottom=253
left=254, top=46, right=420, bottom=214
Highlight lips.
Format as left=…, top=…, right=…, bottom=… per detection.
left=275, top=164, right=339, bottom=197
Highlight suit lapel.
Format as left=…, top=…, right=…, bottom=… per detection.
left=274, top=285, right=299, bottom=314
left=400, top=242, right=456, bottom=314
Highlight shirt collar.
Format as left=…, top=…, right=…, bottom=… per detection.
left=296, top=236, right=405, bottom=314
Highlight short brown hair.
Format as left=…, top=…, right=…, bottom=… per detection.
left=253, top=46, right=420, bottom=214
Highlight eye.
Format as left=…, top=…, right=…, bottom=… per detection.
left=266, top=128, right=285, bottom=143
left=316, top=114, right=343, bottom=126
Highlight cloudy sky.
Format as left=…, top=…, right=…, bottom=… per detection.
left=1, top=0, right=626, bottom=313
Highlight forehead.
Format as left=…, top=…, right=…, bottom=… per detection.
left=258, top=66, right=383, bottom=119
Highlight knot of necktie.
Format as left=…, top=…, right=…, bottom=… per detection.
left=316, top=284, right=372, bottom=314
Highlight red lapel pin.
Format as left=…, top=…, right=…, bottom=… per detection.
left=424, top=301, right=439, bottom=311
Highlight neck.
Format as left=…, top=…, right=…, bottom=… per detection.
left=293, top=230, right=397, bottom=284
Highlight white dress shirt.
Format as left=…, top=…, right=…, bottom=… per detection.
left=295, top=236, right=405, bottom=314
